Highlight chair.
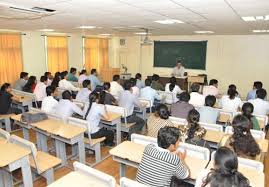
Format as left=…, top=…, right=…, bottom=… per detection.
left=0, top=128, right=10, bottom=141
left=177, top=142, right=210, bottom=160
left=199, top=122, right=223, bottom=132
left=73, top=161, right=116, bottom=187
left=255, top=114, right=268, bottom=130
left=217, top=110, right=233, bottom=124
left=67, top=117, right=105, bottom=163
left=120, top=177, right=148, bottom=187
left=169, top=116, right=187, bottom=126
left=131, top=134, right=157, bottom=146
left=225, top=126, right=265, bottom=140
left=9, top=135, right=61, bottom=185
left=70, top=81, right=79, bottom=88
left=12, top=89, right=38, bottom=108
left=157, top=91, right=175, bottom=105
left=73, top=99, right=88, bottom=108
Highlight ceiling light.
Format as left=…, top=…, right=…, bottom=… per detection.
left=77, top=26, right=96, bottom=29
left=252, top=30, right=269, bottom=33
left=265, top=15, right=269, bottom=20
left=134, top=32, right=150, bottom=35
left=38, top=29, right=54, bottom=32
left=99, top=34, right=111, bottom=36
left=154, top=19, right=184, bottom=24
left=112, top=26, right=125, bottom=29
left=242, top=16, right=256, bottom=22
left=194, top=31, right=214, bottom=34
left=255, top=16, right=264, bottom=20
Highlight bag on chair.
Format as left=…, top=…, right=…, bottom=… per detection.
left=21, top=112, right=48, bottom=123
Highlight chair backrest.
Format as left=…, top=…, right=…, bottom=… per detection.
left=157, top=91, right=175, bottom=104
left=73, top=99, right=88, bottom=108
left=70, top=81, right=79, bottom=88
left=73, top=161, right=116, bottom=187
left=0, top=128, right=10, bottom=141
left=105, top=105, right=127, bottom=123
left=120, top=177, right=148, bottom=187
left=47, top=112, right=66, bottom=122
left=12, top=89, right=37, bottom=104
left=225, top=126, right=265, bottom=140
left=217, top=110, right=233, bottom=123
left=138, top=98, right=152, bottom=109
left=255, top=114, right=268, bottom=130
left=169, top=116, right=187, bottom=126
left=199, top=122, right=223, bottom=132
left=131, top=134, right=157, bottom=146
left=67, top=117, right=92, bottom=143
left=29, top=107, right=43, bottom=113
left=177, top=142, right=210, bottom=160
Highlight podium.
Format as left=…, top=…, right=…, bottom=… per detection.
left=120, top=73, right=132, bottom=80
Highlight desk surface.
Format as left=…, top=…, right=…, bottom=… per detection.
left=207, top=161, right=264, bottom=187
left=103, top=112, right=122, bottom=122
left=109, top=141, right=208, bottom=180
left=0, top=142, right=31, bottom=167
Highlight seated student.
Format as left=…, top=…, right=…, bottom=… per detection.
left=88, top=69, right=102, bottom=91
left=44, top=72, right=53, bottom=86
left=147, top=104, right=174, bottom=138
left=195, top=147, right=250, bottom=187
left=171, top=92, right=194, bottom=119
left=189, top=83, right=205, bottom=106
left=78, top=70, right=88, bottom=85
left=41, top=86, right=58, bottom=113
left=59, top=71, right=80, bottom=91
left=247, top=81, right=263, bottom=101
left=135, top=73, right=144, bottom=89
left=136, top=126, right=189, bottom=187
left=67, top=67, right=78, bottom=82
left=165, top=76, right=182, bottom=103
left=83, top=92, right=115, bottom=146
left=242, top=102, right=260, bottom=130
left=220, top=87, right=242, bottom=112
left=22, top=76, right=37, bottom=93
left=198, top=95, right=219, bottom=124
left=0, top=83, right=21, bottom=114
left=14, top=72, right=29, bottom=91
left=55, top=90, right=84, bottom=118
left=110, top=74, right=124, bottom=98
left=202, top=79, right=219, bottom=97
left=99, top=82, right=117, bottom=105
left=34, top=76, right=48, bottom=107
left=219, top=115, right=261, bottom=161
left=249, top=88, right=269, bottom=115
left=76, top=80, right=91, bottom=102
left=130, top=78, right=140, bottom=97
left=118, top=81, right=146, bottom=135
left=151, top=74, right=164, bottom=91
left=140, top=79, right=161, bottom=104
left=51, top=72, right=61, bottom=88
left=228, top=84, right=240, bottom=97
left=180, top=109, right=210, bottom=150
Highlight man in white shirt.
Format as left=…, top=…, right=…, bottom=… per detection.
left=78, top=70, right=88, bottom=85
left=59, top=71, right=80, bottom=92
left=189, top=83, right=205, bottom=106
left=203, top=79, right=220, bottom=98
left=76, top=80, right=91, bottom=102
left=140, top=79, right=161, bottom=104
left=44, top=72, right=53, bottom=86
left=171, top=61, right=185, bottom=77
left=130, top=78, right=140, bottom=97
left=41, top=86, right=58, bottom=113
left=34, top=76, right=48, bottom=107
left=249, top=88, right=269, bottom=116
left=110, top=75, right=124, bottom=98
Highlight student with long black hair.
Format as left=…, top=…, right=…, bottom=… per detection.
left=23, top=76, right=37, bottom=93
left=165, top=76, right=182, bottom=103
left=220, top=86, right=242, bottom=112
left=83, top=92, right=115, bottom=146
left=51, top=72, right=61, bottom=87
left=195, top=146, right=250, bottom=187
left=0, top=83, right=21, bottom=114
left=99, top=82, right=117, bottom=105
left=242, top=102, right=260, bottom=130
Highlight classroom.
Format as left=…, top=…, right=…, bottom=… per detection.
left=0, top=0, right=268, bottom=187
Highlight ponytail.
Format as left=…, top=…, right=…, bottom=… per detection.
left=186, top=109, right=200, bottom=140
left=84, top=92, right=99, bottom=120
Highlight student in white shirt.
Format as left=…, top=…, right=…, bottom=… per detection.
left=220, top=87, right=242, bottom=112
left=59, top=71, right=80, bottom=92
left=34, top=76, right=48, bottom=108
left=130, top=78, right=140, bottom=97
left=55, top=90, right=84, bottom=118
left=83, top=91, right=115, bottom=146
left=203, top=79, right=220, bottom=98
left=44, top=72, right=53, bottom=86
left=140, top=79, right=161, bottom=104
left=78, top=70, right=88, bottom=85
left=76, top=80, right=91, bottom=102
left=41, top=86, right=58, bottom=113
left=165, top=76, right=182, bottom=103
left=110, top=75, right=124, bottom=98
left=135, top=73, right=144, bottom=89
left=189, top=83, right=205, bottom=106
left=249, top=88, right=269, bottom=115
left=195, top=147, right=250, bottom=187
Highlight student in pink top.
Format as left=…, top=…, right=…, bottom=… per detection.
left=202, top=79, right=220, bottom=97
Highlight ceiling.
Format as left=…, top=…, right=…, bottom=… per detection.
left=0, top=0, right=269, bottom=35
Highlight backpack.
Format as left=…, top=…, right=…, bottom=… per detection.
left=21, top=112, right=48, bottom=123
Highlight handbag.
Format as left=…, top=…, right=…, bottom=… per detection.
left=21, top=112, right=48, bottom=123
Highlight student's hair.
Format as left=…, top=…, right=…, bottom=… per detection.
left=157, top=126, right=180, bottom=149
left=99, top=82, right=111, bottom=104
left=230, top=115, right=261, bottom=157
left=205, top=95, right=216, bottom=107
left=177, top=91, right=190, bottom=102
left=227, top=87, right=237, bottom=99
left=152, top=74, right=160, bottom=81
left=60, top=71, right=68, bottom=79
left=20, top=72, right=28, bottom=79
left=129, top=78, right=136, bottom=86
left=62, top=90, right=72, bottom=100
left=84, top=92, right=100, bottom=120
left=70, top=67, right=77, bottom=73
left=0, top=83, right=11, bottom=92
left=79, top=70, right=86, bottom=75
left=135, top=73, right=141, bottom=80
left=169, top=77, right=176, bottom=92
left=190, top=83, right=200, bottom=92
left=202, top=147, right=250, bottom=187
left=46, top=86, right=56, bottom=96
left=242, top=102, right=254, bottom=128
left=186, top=109, right=200, bottom=140
left=44, top=72, right=51, bottom=77
left=40, top=76, right=48, bottom=82
left=209, top=79, right=218, bottom=85
left=123, top=80, right=132, bottom=90
left=156, top=104, right=169, bottom=119
left=256, top=88, right=267, bottom=99
left=253, top=81, right=263, bottom=89
left=51, top=72, right=61, bottom=87
left=91, top=69, right=97, bottom=74
left=82, top=80, right=91, bottom=88
left=54, top=72, right=60, bottom=79
left=144, top=79, right=151, bottom=86
left=23, top=76, right=36, bottom=92
left=113, top=74, right=120, bottom=81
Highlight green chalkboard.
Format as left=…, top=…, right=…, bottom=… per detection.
left=153, top=41, right=207, bottom=70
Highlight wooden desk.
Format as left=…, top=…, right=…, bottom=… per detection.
left=11, top=113, right=33, bottom=140
left=207, top=161, right=264, bottom=187
left=0, top=143, right=33, bottom=187
left=109, top=141, right=208, bottom=181
left=12, top=93, right=33, bottom=112
left=147, top=76, right=188, bottom=90
left=0, top=114, right=15, bottom=132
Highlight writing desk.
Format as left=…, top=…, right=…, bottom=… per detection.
left=0, top=114, right=16, bottom=132
left=0, top=143, right=33, bottom=187
left=12, top=93, right=33, bottom=112
left=11, top=114, right=32, bottom=140
left=109, top=141, right=209, bottom=181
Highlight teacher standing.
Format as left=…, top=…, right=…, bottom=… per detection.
left=171, top=60, right=185, bottom=77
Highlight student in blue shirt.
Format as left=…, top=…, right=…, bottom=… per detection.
left=67, top=67, right=78, bottom=82
left=246, top=81, right=263, bottom=101
left=135, top=73, right=144, bottom=89
left=198, top=95, right=219, bottom=124
left=88, top=69, right=102, bottom=91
